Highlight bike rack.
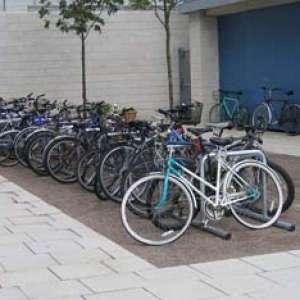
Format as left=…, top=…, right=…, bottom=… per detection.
left=192, top=149, right=295, bottom=240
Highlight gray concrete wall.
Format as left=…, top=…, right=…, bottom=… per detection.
left=0, top=11, right=189, bottom=118
left=189, top=12, right=219, bottom=124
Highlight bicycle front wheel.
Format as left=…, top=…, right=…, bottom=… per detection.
left=121, top=174, right=194, bottom=246
left=252, top=104, right=271, bottom=131
left=224, top=161, right=283, bottom=229
left=77, top=150, right=97, bottom=192
left=0, top=130, right=19, bottom=167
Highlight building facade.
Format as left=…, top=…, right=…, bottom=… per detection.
left=0, top=2, right=189, bottom=118
left=180, top=0, right=300, bottom=122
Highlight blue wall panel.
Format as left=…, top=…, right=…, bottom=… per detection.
left=218, top=1, right=300, bottom=112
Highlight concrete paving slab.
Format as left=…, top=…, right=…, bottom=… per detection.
left=191, top=258, right=263, bottom=278
left=0, top=268, right=59, bottom=288
left=0, top=253, right=58, bottom=272
left=21, top=280, right=91, bottom=300
left=85, top=288, right=158, bottom=300
left=82, top=273, right=145, bottom=293
left=241, top=252, right=300, bottom=271
left=144, top=279, right=225, bottom=300
left=0, top=175, right=298, bottom=300
left=49, top=262, right=114, bottom=280
left=0, top=287, right=28, bottom=300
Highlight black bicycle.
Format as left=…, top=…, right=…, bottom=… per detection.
left=252, top=86, right=300, bottom=134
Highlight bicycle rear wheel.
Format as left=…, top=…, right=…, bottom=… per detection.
left=121, top=174, right=194, bottom=246
left=225, top=161, right=283, bottom=229
left=209, top=103, right=227, bottom=123
left=267, top=160, right=294, bottom=213
left=232, top=105, right=250, bottom=128
left=280, top=104, right=300, bottom=135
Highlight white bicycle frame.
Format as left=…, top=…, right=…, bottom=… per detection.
left=167, top=146, right=263, bottom=208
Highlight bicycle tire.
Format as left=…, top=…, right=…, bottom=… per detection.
left=98, top=145, right=136, bottom=203
left=232, top=105, right=250, bottom=128
left=252, top=103, right=271, bottom=131
left=224, top=160, right=283, bottom=229
left=121, top=173, right=194, bottom=246
left=25, top=130, right=56, bottom=176
left=0, top=130, right=19, bottom=167
left=209, top=103, right=227, bottom=123
left=267, top=159, right=295, bottom=213
left=14, top=126, right=39, bottom=167
left=77, top=150, right=97, bottom=192
left=45, top=136, right=85, bottom=183
left=280, top=104, right=300, bottom=135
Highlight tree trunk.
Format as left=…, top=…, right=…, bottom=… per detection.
left=81, top=33, right=87, bottom=118
left=165, top=23, right=174, bottom=109
left=163, top=4, right=174, bottom=110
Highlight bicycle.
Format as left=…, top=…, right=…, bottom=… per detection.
left=209, top=90, right=250, bottom=127
left=121, top=139, right=283, bottom=246
left=252, top=86, right=300, bottom=133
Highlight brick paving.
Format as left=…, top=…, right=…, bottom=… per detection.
left=1, top=153, right=300, bottom=267
left=0, top=175, right=299, bottom=299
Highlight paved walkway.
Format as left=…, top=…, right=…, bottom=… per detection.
left=0, top=175, right=299, bottom=300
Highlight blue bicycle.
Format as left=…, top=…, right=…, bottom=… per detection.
left=209, top=90, right=250, bottom=127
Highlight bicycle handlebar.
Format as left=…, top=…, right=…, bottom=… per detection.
left=219, top=89, right=243, bottom=96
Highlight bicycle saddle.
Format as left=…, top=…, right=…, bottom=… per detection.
left=209, top=137, right=233, bottom=147
left=206, top=122, right=233, bottom=130
left=187, top=127, right=212, bottom=136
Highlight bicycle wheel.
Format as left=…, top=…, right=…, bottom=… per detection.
left=232, top=105, right=250, bottom=128
left=280, top=104, right=300, bottom=135
left=46, top=137, right=85, bottom=183
left=224, top=160, right=283, bottom=229
left=123, top=147, right=158, bottom=193
left=121, top=174, right=194, bottom=246
left=0, top=130, right=19, bottom=167
left=14, top=127, right=39, bottom=167
left=25, top=130, right=56, bottom=176
left=77, top=150, right=97, bottom=192
left=267, top=160, right=295, bottom=213
left=98, top=145, right=135, bottom=203
left=252, top=104, right=271, bottom=131
left=209, top=104, right=227, bottom=123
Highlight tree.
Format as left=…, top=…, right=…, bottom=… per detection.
left=129, top=0, right=179, bottom=109
left=38, top=0, right=122, bottom=115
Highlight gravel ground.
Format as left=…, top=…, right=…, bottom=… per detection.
left=1, top=154, right=299, bottom=268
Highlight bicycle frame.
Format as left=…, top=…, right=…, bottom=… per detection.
left=158, top=146, right=255, bottom=209
left=220, top=96, right=239, bottom=119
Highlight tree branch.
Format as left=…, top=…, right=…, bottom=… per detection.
left=153, top=0, right=166, bottom=28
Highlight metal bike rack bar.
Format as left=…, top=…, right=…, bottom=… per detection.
left=234, top=208, right=296, bottom=232
left=192, top=219, right=232, bottom=240
left=197, top=149, right=295, bottom=239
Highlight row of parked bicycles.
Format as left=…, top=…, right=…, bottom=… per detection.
left=209, top=86, right=300, bottom=134
left=0, top=92, right=295, bottom=246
